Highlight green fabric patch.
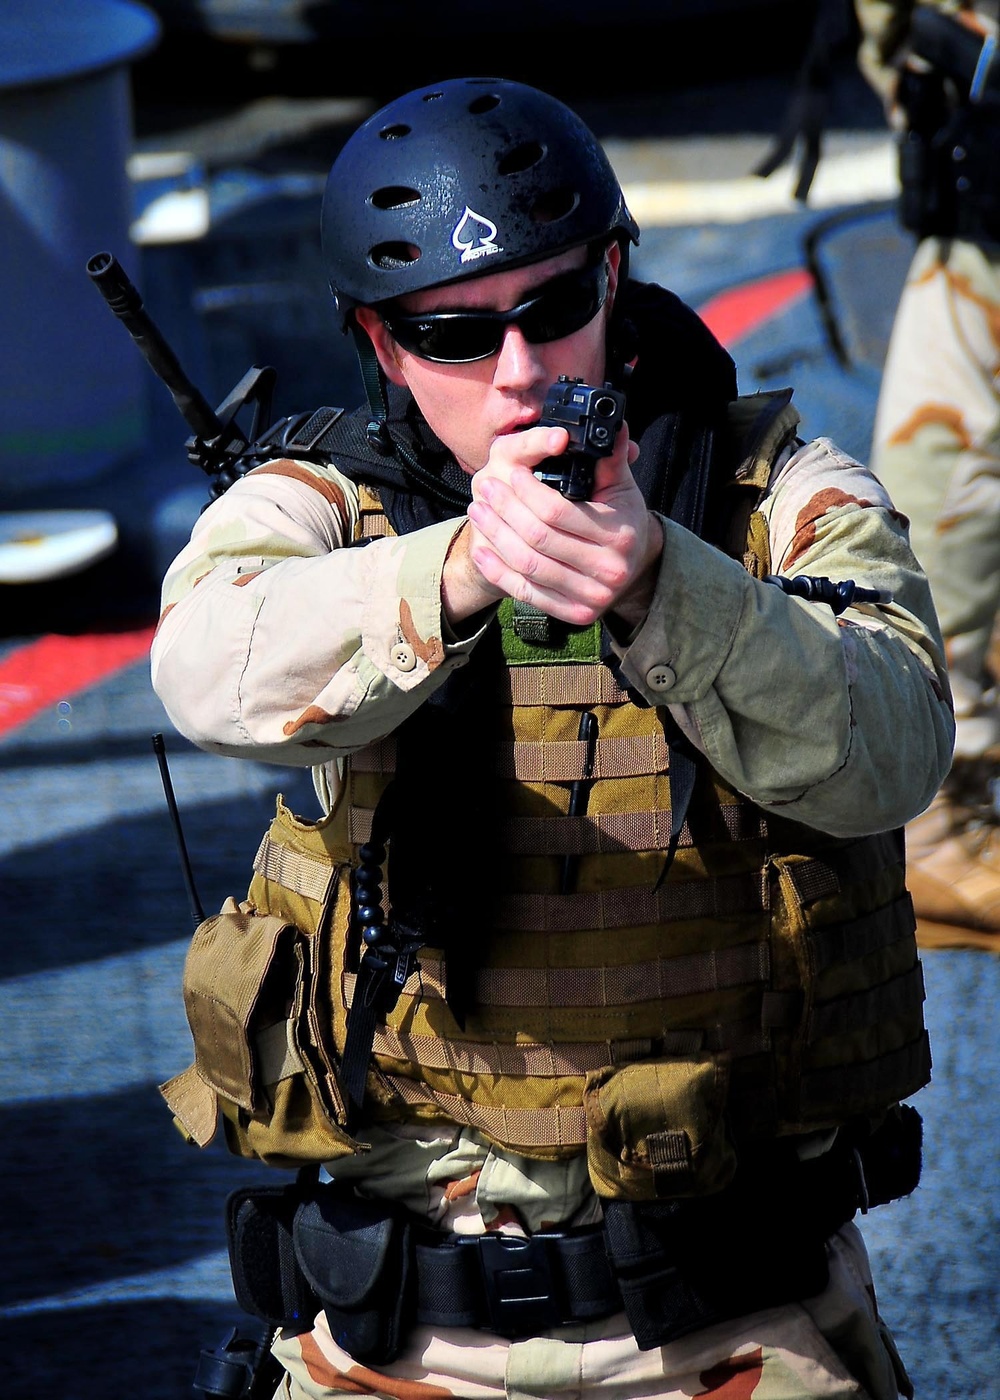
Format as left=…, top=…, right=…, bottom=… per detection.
left=498, top=598, right=602, bottom=665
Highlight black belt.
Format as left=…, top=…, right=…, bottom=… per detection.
left=414, top=1226, right=621, bottom=1336
left=225, top=1106, right=922, bottom=1362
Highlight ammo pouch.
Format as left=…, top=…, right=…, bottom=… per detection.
left=584, top=1055, right=737, bottom=1201
left=160, top=894, right=359, bottom=1168
left=226, top=1177, right=413, bottom=1365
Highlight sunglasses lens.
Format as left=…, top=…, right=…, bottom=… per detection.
left=520, top=267, right=605, bottom=345
left=417, top=321, right=502, bottom=362
left=385, top=260, right=607, bottom=363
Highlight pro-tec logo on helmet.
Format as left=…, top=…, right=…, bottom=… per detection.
left=452, top=207, right=502, bottom=265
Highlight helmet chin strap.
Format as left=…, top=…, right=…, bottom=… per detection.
left=349, top=320, right=473, bottom=510
left=351, top=321, right=394, bottom=455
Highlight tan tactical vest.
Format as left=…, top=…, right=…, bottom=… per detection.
left=162, top=392, right=930, bottom=1199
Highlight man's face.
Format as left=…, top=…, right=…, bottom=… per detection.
left=355, top=242, right=621, bottom=476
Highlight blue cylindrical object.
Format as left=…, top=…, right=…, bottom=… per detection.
left=0, top=0, right=161, bottom=492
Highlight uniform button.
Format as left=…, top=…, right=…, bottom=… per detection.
left=390, top=643, right=417, bottom=673
left=645, top=663, right=676, bottom=692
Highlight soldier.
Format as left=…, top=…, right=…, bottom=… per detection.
left=152, top=78, right=953, bottom=1399
left=856, top=0, right=1000, bottom=949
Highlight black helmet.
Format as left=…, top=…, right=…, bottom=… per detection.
left=322, top=76, right=639, bottom=319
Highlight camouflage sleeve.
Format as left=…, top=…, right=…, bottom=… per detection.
left=150, top=457, right=484, bottom=766
left=614, top=436, right=955, bottom=837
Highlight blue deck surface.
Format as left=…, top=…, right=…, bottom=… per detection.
left=1, top=175, right=997, bottom=1398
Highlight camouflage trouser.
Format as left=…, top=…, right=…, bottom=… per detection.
left=269, top=1222, right=910, bottom=1399
left=871, top=236, right=1000, bottom=758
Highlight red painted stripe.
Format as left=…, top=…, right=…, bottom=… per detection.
left=0, top=626, right=155, bottom=737
left=697, top=267, right=813, bottom=346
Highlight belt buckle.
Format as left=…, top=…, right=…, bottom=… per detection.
left=474, top=1233, right=564, bottom=1338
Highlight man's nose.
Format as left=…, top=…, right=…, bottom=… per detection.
left=492, top=325, right=547, bottom=390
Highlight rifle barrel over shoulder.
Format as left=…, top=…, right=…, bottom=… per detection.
left=86, top=250, right=222, bottom=442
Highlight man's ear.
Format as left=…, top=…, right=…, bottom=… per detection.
left=354, top=307, right=408, bottom=387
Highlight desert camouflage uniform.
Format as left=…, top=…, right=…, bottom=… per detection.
left=152, top=427, right=950, bottom=1400
left=856, top=0, right=1000, bottom=945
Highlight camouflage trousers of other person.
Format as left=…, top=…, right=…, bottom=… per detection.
left=269, top=1222, right=911, bottom=1400
left=871, top=236, right=1000, bottom=760
left=871, top=237, right=1000, bottom=947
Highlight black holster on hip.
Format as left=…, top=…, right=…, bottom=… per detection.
left=226, top=1177, right=413, bottom=1365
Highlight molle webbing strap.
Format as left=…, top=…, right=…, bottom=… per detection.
left=388, top=1078, right=589, bottom=1148
left=344, top=938, right=769, bottom=1011
left=807, top=963, right=926, bottom=1042
left=370, top=1022, right=771, bottom=1083
left=807, top=894, right=916, bottom=973
left=348, top=801, right=768, bottom=853
left=475, top=941, right=770, bottom=1004
left=354, top=482, right=393, bottom=542
left=497, top=735, right=668, bottom=783
left=372, top=1029, right=655, bottom=1078
left=253, top=833, right=337, bottom=904
left=349, top=733, right=669, bottom=782
left=385, top=1073, right=782, bottom=1153
left=782, top=830, right=904, bottom=906
left=801, top=1033, right=931, bottom=1120
left=500, top=664, right=631, bottom=707
left=349, top=737, right=397, bottom=772
left=499, top=802, right=764, bottom=856
left=493, top=870, right=768, bottom=933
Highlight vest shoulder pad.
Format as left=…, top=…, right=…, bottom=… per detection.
left=726, top=389, right=801, bottom=492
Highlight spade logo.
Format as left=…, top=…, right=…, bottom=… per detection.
left=451, top=207, right=502, bottom=265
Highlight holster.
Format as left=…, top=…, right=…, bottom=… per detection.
left=225, top=1176, right=413, bottom=1364
left=293, top=1191, right=414, bottom=1365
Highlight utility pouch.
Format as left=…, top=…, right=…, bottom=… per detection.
left=182, top=903, right=300, bottom=1116
left=293, top=1190, right=414, bottom=1365
left=162, top=895, right=359, bottom=1167
left=226, top=1179, right=319, bottom=1334
left=583, top=1055, right=737, bottom=1201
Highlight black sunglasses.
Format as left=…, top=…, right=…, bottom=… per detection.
left=381, top=257, right=610, bottom=364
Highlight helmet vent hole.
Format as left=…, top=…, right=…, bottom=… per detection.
left=468, top=93, right=501, bottom=115
left=498, top=141, right=545, bottom=176
left=369, top=241, right=421, bottom=271
left=530, top=188, right=581, bottom=225
left=379, top=123, right=411, bottom=140
left=371, top=185, right=421, bottom=210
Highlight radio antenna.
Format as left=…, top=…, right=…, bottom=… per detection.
left=152, top=732, right=205, bottom=926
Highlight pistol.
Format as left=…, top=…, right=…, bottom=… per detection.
left=534, top=376, right=626, bottom=502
